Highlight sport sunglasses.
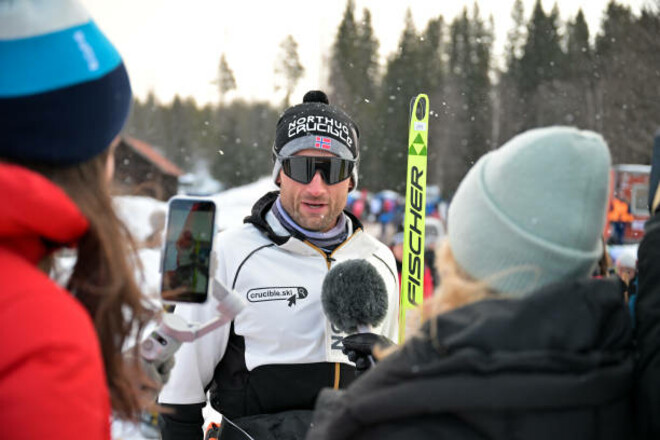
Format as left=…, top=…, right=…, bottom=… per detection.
left=279, top=155, right=356, bottom=185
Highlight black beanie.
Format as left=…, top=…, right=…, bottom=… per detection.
left=271, top=91, right=360, bottom=187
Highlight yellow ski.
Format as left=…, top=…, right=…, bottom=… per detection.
left=399, top=94, right=429, bottom=343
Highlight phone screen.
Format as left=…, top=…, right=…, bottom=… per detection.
left=161, top=198, right=216, bottom=303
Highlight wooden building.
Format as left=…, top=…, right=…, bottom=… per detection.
left=113, top=136, right=184, bottom=201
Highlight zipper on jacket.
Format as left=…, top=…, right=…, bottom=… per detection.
left=301, top=231, right=361, bottom=389
left=303, top=228, right=361, bottom=269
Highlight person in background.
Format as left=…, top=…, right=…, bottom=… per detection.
left=615, top=252, right=637, bottom=287
left=615, top=251, right=638, bottom=301
left=158, top=91, right=399, bottom=440
left=423, top=217, right=445, bottom=290
left=0, top=1, right=170, bottom=438
left=608, top=194, right=634, bottom=244
left=390, top=227, right=435, bottom=300
left=306, top=126, right=635, bottom=440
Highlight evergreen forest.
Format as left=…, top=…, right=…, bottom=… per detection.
left=124, top=0, right=660, bottom=196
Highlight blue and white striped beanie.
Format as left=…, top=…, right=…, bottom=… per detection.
left=0, top=0, right=132, bottom=165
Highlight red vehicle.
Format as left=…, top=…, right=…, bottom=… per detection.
left=606, top=164, right=651, bottom=244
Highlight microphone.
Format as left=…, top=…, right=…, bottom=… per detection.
left=321, top=259, right=388, bottom=334
left=321, top=259, right=389, bottom=368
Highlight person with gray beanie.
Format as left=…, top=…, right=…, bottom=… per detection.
left=306, top=126, right=637, bottom=440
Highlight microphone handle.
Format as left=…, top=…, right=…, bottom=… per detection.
left=355, top=323, right=376, bottom=366
left=356, top=324, right=372, bottom=334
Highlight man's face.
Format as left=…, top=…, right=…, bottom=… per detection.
left=278, top=149, right=353, bottom=232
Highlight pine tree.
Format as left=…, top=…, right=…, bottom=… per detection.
left=561, top=9, right=596, bottom=128
left=496, top=0, right=527, bottom=143
left=441, top=4, right=493, bottom=194
left=328, top=0, right=383, bottom=190
left=595, top=0, right=659, bottom=164
left=517, top=0, right=565, bottom=128
left=354, top=9, right=380, bottom=102
left=211, top=100, right=279, bottom=188
left=328, top=0, right=380, bottom=107
left=216, top=54, right=237, bottom=105
left=375, top=9, right=423, bottom=193
left=519, top=0, right=563, bottom=93
left=566, top=10, right=591, bottom=79
left=418, top=16, right=445, bottom=192
left=505, top=0, right=526, bottom=71
left=274, top=35, right=305, bottom=107
left=329, top=0, right=360, bottom=109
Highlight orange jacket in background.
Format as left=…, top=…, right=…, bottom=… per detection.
left=608, top=197, right=634, bottom=222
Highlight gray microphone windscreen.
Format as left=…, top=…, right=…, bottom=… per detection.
left=321, top=259, right=388, bottom=334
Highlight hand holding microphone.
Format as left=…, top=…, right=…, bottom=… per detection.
left=342, top=333, right=394, bottom=372
left=321, top=259, right=394, bottom=374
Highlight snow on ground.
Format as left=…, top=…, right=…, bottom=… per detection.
left=208, top=177, right=277, bottom=230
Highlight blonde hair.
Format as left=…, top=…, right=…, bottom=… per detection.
left=375, top=240, right=496, bottom=359
left=423, top=240, right=494, bottom=317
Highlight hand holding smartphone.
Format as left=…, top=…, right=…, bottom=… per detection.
left=161, top=196, right=216, bottom=303
left=143, top=196, right=244, bottom=366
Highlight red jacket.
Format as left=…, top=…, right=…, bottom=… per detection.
left=0, top=164, right=111, bottom=439
left=396, top=265, right=435, bottom=300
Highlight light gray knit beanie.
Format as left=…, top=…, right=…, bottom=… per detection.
left=447, top=126, right=611, bottom=297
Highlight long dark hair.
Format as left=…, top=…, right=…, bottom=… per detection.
left=29, top=148, right=154, bottom=419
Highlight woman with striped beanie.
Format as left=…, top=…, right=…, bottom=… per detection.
left=0, top=1, right=162, bottom=438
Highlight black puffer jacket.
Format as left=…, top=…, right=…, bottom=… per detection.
left=635, top=213, right=660, bottom=439
left=306, top=277, right=634, bottom=440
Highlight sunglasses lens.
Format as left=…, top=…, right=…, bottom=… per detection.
left=281, top=156, right=354, bottom=185
left=282, top=156, right=313, bottom=183
left=328, top=158, right=351, bottom=183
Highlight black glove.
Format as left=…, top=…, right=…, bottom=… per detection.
left=341, top=333, right=395, bottom=375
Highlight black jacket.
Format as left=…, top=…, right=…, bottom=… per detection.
left=307, top=277, right=634, bottom=440
left=634, top=212, right=660, bottom=439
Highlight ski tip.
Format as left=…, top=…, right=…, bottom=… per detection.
left=409, top=94, right=429, bottom=122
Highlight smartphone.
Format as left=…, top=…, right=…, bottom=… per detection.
left=161, top=196, right=216, bottom=303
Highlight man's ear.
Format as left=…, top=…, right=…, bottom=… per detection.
left=348, top=178, right=355, bottom=192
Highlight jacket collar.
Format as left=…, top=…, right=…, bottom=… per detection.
left=244, top=191, right=364, bottom=247
left=424, top=276, right=631, bottom=358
